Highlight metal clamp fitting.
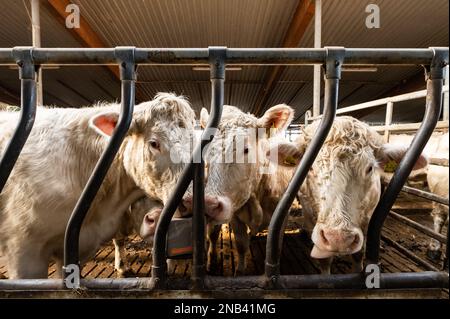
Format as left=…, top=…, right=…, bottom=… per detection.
left=324, top=46, right=345, bottom=79
left=209, top=46, right=227, bottom=80
left=427, top=47, right=449, bottom=80
left=115, top=46, right=137, bottom=81
left=12, top=46, right=36, bottom=80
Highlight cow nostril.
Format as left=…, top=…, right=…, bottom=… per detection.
left=216, top=201, right=223, bottom=213
left=351, top=234, right=360, bottom=247
left=144, top=215, right=155, bottom=225
left=320, top=229, right=329, bottom=245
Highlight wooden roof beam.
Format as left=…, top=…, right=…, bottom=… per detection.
left=252, top=0, right=315, bottom=116
left=46, top=0, right=144, bottom=102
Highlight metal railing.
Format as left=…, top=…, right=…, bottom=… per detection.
left=0, top=46, right=448, bottom=294
left=306, top=83, right=449, bottom=143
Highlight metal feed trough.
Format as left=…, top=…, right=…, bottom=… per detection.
left=0, top=46, right=448, bottom=297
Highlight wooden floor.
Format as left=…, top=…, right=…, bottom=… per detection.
left=0, top=210, right=446, bottom=282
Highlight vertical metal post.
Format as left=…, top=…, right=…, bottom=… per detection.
left=151, top=47, right=226, bottom=289
left=366, top=47, right=448, bottom=265
left=63, top=47, right=136, bottom=281
left=445, top=226, right=449, bottom=272
left=265, top=47, right=344, bottom=286
left=0, top=47, right=37, bottom=193
left=192, top=54, right=225, bottom=288
left=384, top=101, right=393, bottom=143
left=312, top=0, right=322, bottom=117
left=192, top=162, right=205, bottom=288
left=31, top=0, right=43, bottom=106
left=443, top=65, right=449, bottom=121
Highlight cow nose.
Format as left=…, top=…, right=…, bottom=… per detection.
left=316, top=227, right=363, bottom=254
left=140, top=210, right=161, bottom=241
left=181, top=195, right=232, bottom=223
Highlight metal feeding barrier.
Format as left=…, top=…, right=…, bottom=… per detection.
left=0, top=46, right=448, bottom=295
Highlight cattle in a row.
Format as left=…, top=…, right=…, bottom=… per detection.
left=0, top=94, right=440, bottom=279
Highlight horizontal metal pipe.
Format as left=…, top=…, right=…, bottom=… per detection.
left=0, top=47, right=444, bottom=65
left=381, top=235, right=440, bottom=272
left=0, top=272, right=447, bottom=291
left=389, top=211, right=447, bottom=243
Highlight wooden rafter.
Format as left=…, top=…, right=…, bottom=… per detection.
left=252, top=0, right=315, bottom=116
left=46, top=0, right=144, bottom=102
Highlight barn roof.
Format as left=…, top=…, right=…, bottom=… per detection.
left=0, top=0, right=448, bottom=123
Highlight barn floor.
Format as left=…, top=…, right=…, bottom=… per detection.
left=0, top=210, right=447, bottom=298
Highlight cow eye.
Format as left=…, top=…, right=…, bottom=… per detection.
left=366, top=165, right=374, bottom=175
left=243, top=147, right=249, bottom=154
left=149, top=139, right=160, bottom=151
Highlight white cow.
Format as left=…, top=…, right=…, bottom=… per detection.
left=0, top=93, right=205, bottom=279
left=197, top=104, right=296, bottom=275
left=271, top=116, right=428, bottom=273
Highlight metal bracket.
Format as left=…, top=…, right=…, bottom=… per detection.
left=209, top=46, right=227, bottom=79
left=12, top=46, right=37, bottom=80
left=324, top=46, right=345, bottom=79
left=115, top=46, right=137, bottom=81
left=426, top=47, right=449, bottom=80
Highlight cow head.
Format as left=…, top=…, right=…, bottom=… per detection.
left=192, top=104, right=294, bottom=224
left=89, top=93, right=196, bottom=206
left=271, top=116, right=428, bottom=259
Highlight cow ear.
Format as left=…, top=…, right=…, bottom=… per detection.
left=257, top=104, right=294, bottom=132
left=89, top=112, right=120, bottom=137
left=377, top=144, right=428, bottom=173
left=266, top=139, right=303, bottom=167
left=200, top=107, right=209, bottom=129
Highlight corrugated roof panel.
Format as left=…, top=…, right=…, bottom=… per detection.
left=0, top=0, right=448, bottom=122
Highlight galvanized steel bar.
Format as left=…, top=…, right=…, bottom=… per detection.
left=151, top=47, right=226, bottom=289
left=63, top=47, right=136, bottom=279
left=0, top=47, right=442, bottom=66
left=264, top=47, right=344, bottom=284
left=192, top=162, right=206, bottom=289
left=365, top=47, right=449, bottom=265
left=0, top=47, right=37, bottom=193
left=0, top=271, right=447, bottom=291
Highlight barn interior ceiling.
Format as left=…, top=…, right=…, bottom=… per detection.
left=0, top=0, right=448, bottom=123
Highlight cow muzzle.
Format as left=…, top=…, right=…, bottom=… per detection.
left=310, top=225, right=364, bottom=259
left=181, top=195, right=232, bottom=224
left=139, top=207, right=163, bottom=243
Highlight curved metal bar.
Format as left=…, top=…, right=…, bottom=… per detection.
left=264, top=47, right=344, bottom=283
left=151, top=47, right=226, bottom=289
left=63, top=48, right=136, bottom=280
left=0, top=48, right=37, bottom=193
left=365, top=47, right=449, bottom=265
